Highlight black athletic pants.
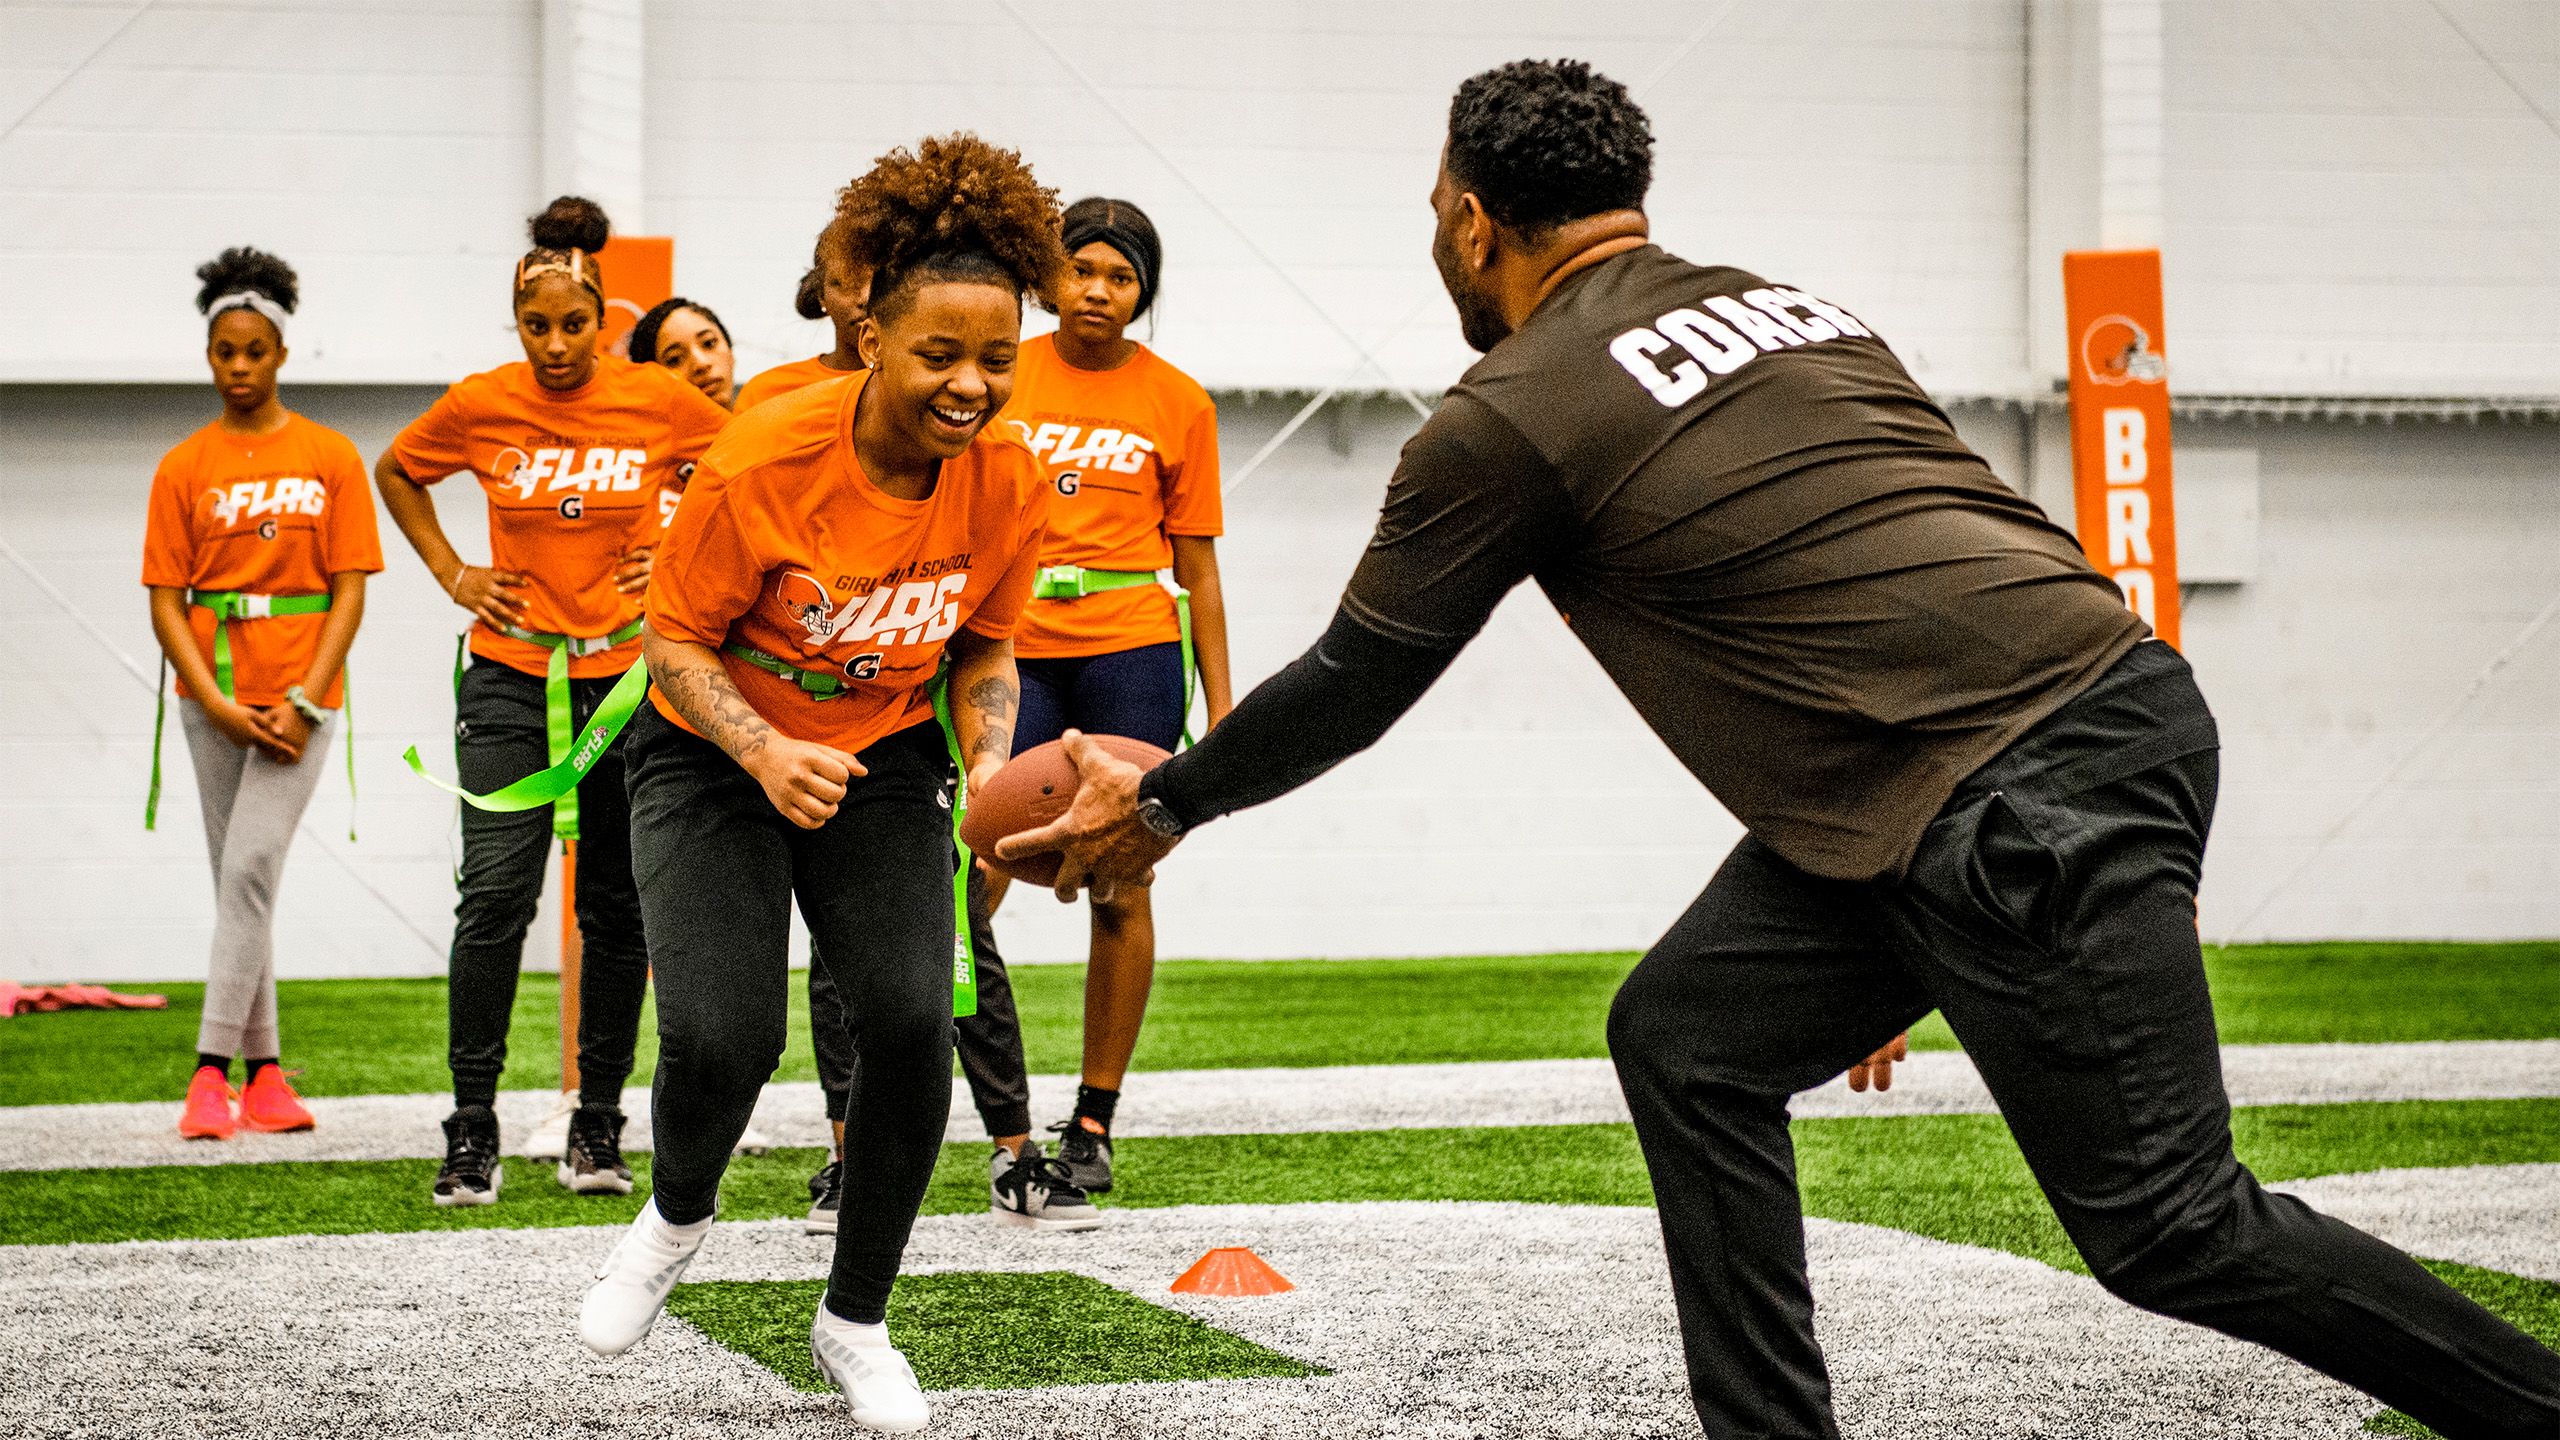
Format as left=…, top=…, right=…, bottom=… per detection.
left=1608, top=641, right=2560, bottom=1439
left=447, top=657, right=648, bottom=1112
left=626, top=706, right=953, bottom=1324
left=809, top=860, right=1031, bottom=1139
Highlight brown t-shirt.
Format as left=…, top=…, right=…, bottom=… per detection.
left=1334, top=245, right=2145, bottom=880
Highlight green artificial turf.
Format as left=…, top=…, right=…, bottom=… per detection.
left=665, top=1272, right=1321, bottom=1393
left=8, top=1097, right=2554, bottom=1252
left=8, top=942, right=2557, bottom=1107
left=2365, top=1261, right=2560, bottom=1436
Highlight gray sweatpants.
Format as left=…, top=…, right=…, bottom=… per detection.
left=178, top=701, right=337, bottom=1060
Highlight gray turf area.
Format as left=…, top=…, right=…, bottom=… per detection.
left=2275, top=1163, right=2560, bottom=1283
left=9, top=1039, right=2560, bottom=1171
left=0, top=1202, right=2379, bottom=1439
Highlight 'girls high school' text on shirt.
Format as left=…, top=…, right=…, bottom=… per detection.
left=141, top=413, right=384, bottom=708
left=647, top=372, right=1052, bottom=755
left=390, top=356, right=729, bottom=679
left=1004, top=333, right=1220, bottom=659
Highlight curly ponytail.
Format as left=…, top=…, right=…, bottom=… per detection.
left=827, top=134, right=1065, bottom=326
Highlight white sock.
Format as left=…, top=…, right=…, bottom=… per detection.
left=817, top=1305, right=893, bottom=1347
left=646, top=1200, right=713, bottom=1239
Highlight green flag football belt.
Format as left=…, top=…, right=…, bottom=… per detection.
left=727, top=643, right=981, bottom=1018
left=146, top=588, right=355, bottom=834
left=401, top=617, right=647, bottom=842
left=400, top=632, right=984, bottom=1020
left=1029, top=565, right=1199, bottom=748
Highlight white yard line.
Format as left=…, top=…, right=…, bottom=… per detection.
left=0, top=1203, right=2380, bottom=1440
left=5, top=1039, right=2556, bottom=1173
left=2275, top=1163, right=2560, bottom=1283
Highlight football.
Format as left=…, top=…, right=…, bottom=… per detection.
left=960, top=734, right=1173, bottom=885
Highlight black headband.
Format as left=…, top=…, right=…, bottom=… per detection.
left=1062, top=218, right=1158, bottom=318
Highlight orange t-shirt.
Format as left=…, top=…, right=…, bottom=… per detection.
left=390, top=356, right=728, bottom=678
left=648, top=372, right=1052, bottom=755
left=734, top=355, right=859, bottom=415
left=1002, top=334, right=1222, bottom=658
left=140, top=413, right=383, bottom=707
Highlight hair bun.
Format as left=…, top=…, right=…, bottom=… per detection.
left=794, top=265, right=826, bottom=320
left=193, top=247, right=300, bottom=316
left=528, top=195, right=611, bottom=253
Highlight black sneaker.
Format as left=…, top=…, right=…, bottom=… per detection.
left=804, top=1158, right=843, bottom=1235
left=1048, top=1117, right=1115, bottom=1194
left=990, top=1140, right=1102, bottom=1232
left=433, top=1105, right=503, bottom=1207
left=557, top=1104, right=634, bottom=1195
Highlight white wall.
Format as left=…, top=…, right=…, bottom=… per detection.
left=9, top=1, right=2552, bottom=395
left=646, top=0, right=2038, bottom=397
left=2165, top=0, right=2560, bottom=396
left=2, top=0, right=542, bottom=384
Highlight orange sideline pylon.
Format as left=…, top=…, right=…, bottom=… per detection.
left=1170, top=1247, right=1294, bottom=1296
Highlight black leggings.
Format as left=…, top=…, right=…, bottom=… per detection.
left=1609, top=643, right=2560, bottom=1439
left=447, top=657, right=648, bottom=1111
left=810, top=862, right=1031, bottom=1138
left=626, top=706, right=955, bottom=1324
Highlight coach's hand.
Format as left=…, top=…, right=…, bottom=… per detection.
left=997, top=729, right=1177, bottom=903
left=1846, top=1032, right=1908, bottom=1093
left=747, top=736, right=865, bottom=830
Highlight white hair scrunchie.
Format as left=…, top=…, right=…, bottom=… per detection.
left=206, top=291, right=289, bottom=337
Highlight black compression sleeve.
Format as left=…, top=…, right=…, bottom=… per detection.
left=1142, top=605, right=1462, bottom=829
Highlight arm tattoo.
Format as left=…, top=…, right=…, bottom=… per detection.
left=962, top=673, right=1017, bottom=767
left=654, top=645, right=776, bottom=764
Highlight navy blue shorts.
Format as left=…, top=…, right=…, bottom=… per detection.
left=1014, top=642, right=1184, bottom=755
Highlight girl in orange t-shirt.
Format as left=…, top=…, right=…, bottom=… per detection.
left=986, top=196, right=1234, bottom=1194
left=578, top=137, right=1064, bottom=1430
left=141, top=247, right=383, bottom=1142
left=732, top=217, right=873, bottom=413
left=729, top=215, right=912, bottom=1223
left=627, top=297, right=737, bottom=409
left=375, top=197, right=729, bottom=1208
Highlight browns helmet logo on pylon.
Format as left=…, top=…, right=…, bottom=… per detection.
left=2080, top=314, right=2167, bottom=386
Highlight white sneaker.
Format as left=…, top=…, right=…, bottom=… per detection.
left=809, top=1305, right=929, bottom=1433
left=578, top=1199, right=709, bottom=1356
left=523, top=1091, right=575, bottom=1160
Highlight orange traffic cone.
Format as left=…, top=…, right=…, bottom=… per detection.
left=1170, top=1247, right=1294, bottom=1296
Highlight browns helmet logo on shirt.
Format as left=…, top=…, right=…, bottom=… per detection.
left=778, top=571, right=841, bottom=643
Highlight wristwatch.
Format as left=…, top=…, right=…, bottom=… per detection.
left=1135, top=795, right=1187, bottom=840
left=284, top=685, right=330, bottom=724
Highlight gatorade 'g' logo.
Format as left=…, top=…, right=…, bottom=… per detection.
left=257, top=519, right=278, bottom=540
left=558, top=495, right=585, bottom=520
left=2081, top=315, right=2166, bottom=386
left=844, top=652, right=883, bottom=682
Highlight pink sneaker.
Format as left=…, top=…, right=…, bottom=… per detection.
left=238, top=1065, right=316, bottom=1133
left=179, top=1066, right=236, bottom=1140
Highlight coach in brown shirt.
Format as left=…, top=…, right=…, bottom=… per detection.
left=1006, top=59, right=2560, bottom=1440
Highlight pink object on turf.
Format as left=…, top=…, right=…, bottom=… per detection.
left=0, top=983, right=169, bottom=1016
